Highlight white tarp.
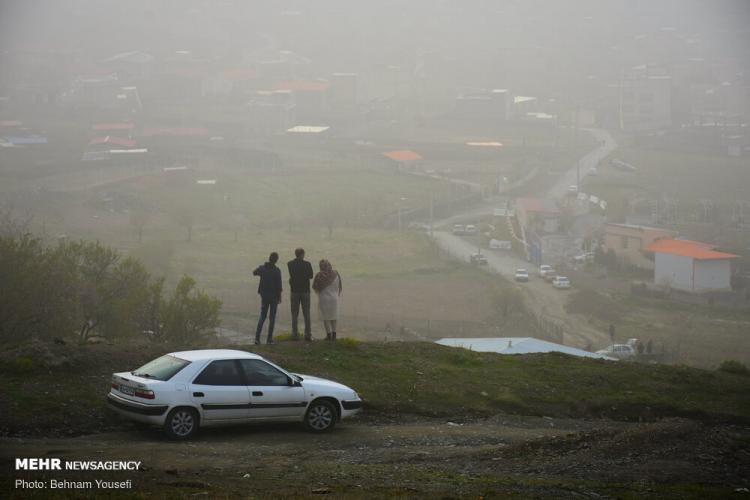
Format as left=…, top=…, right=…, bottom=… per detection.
left=436, top=337, right=614, bottom=360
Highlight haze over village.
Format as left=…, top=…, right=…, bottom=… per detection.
left=1, top=1, right=749, bottom=498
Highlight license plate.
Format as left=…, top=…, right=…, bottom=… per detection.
left=119, top=385, right=135, bottom=395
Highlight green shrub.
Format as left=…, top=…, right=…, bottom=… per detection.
left=336, top=337, right=361, bottom=348
left=718, top=360, right=749, bottom=376
left=273, top=333, right=295, bottom=342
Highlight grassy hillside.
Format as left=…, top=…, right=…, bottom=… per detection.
left=1, top=340, right=749, bottom=436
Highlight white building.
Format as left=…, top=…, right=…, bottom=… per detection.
left=435, top=337, right=612, bottom=360
left=646, top=239, right=738, bottom=292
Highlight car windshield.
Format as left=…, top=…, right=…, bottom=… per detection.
left=132, top=355, right=191, bottom=381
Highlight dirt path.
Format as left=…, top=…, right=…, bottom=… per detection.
left=2, top=415, right=747, bottom=498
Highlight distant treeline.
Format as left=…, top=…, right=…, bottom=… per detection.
left=0, top=232, right=221, bottom=345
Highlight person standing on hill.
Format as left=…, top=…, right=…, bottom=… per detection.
left=312, top=259, right=342, bottom=341
left=252, top=252, right=282, bottom=345
left=287, top=247, right=314, bottom=341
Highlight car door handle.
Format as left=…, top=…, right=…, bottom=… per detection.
left=252, top=391, right=263, bottom=396
left=193, top=392, right=204, bottom=397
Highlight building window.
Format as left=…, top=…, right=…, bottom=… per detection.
left=621, top=236, right=629, bottom=249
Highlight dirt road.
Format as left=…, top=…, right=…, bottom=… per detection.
left=2, top=415, right=747, bottom=498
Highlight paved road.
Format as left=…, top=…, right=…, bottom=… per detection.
left=430, top=128, right=618, bottom=348
left=547, top=128, right=617, bottom=199
left=433, top=231, right=606, bottom=348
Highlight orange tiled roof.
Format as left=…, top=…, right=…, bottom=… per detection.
left=382, top=150, right=422, bottom=162
left=646, top=239, right=739, bottom=260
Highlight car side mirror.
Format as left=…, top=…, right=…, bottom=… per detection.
left=288, top=377, right=301, bottom=387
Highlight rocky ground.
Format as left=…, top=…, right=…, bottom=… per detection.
left=2, top=414, right=749, bottom=499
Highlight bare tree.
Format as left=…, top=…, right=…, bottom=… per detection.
left=173, top=205, right=195, bottom=242
left=129, top=210, right=150, bottom=243
left=319, top=201, right=341, bottom=240
left=0, top=205, right=34, bottom=239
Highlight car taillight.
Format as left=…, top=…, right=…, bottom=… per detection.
left=135, top=389, right=155, bottom=399
left=111, top=382, right=118, bottom=390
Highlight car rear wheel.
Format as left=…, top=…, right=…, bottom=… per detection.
left=164, top=407, right=199, bottom=440
left=305, top=400, right=337, bottom=432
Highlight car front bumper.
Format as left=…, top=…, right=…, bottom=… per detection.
left=340, top=399, right=363, bottom=418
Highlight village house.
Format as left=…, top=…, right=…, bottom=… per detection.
left=602, top=223, right=678, bottom=269
left=647, top=239, right=739, bottom=292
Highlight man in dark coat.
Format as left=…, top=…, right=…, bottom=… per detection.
left=252, top=252, right=282, bottom=345
left=287, top=248, right=314, bottom=341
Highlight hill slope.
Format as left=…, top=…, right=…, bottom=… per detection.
left=1, top=340, right=748, bottom=436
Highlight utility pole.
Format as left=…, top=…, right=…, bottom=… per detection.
left=477, top=218, right=482, bottom=256
left=429, top=191, right=434, bottom=239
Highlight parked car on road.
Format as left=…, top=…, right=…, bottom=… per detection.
left=464, top=224, right=479, bottom=235
left=543, top=270, right=558, bottom=283
left=107, top=349, right=363, bottom=440
left=469, top=253, right=488, bottom=265
left=538, top=264, right=553, bottom=278
left=552, top=276, right=571, bottom=289
left=573, top=252, right=595, bottom=265
left=452, top=224, right=465, bottom=235
left=515, top=269, right=529, bottom=282
left=595, top=344, right=636, bottom=360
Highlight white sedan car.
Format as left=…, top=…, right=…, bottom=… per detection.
left=514, top=269, right=529, bottom=282
left=538, top=264, right=553, bottom=278
left=107, top=349, right=363, bottom=440
left=595, top=344, right=636, bottom=360
left=552, top=276, right=571, bottom=289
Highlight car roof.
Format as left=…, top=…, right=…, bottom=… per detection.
left=168, top=349, right=262, bottom=362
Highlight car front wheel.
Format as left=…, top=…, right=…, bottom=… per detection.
left=305, top=400, right=337, bottom=432
left=164, top=407, right=199, bottom=440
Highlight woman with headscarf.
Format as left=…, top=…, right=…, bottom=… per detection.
left=312, top=259, right=342, bottom=341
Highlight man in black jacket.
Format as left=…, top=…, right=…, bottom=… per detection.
left=287, top=247, right=314, bottom=341
left=252, top=252, right=282, bottom=345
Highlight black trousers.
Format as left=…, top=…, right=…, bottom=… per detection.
left=290, top=292, right=311, bottom=339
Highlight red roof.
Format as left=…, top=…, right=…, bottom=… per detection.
left=382, top=150, right=423, bottom=162
left=274, top=80, right=330, bottom=92
left=92, top=122, right=134, bottom=131
left=646, top=239, right=739, bottom=260
left=88, top=136, right=136, bottom=148
left=515, top=197, right=559, bottom=214
left=140, top=127, right=209, bottom=137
